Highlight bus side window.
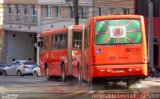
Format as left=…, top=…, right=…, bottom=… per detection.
left=54, top=33, right=67, bottom=50
left=61, top=33, right=66, bottom=48
left=43, top=36, right=49, bottom=50
left=55, top=34, right=61, bottom=49
left=73, top=32, right=82, bottom=49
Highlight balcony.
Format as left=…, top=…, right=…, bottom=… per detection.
left=4, top=14, right=38, bottom=25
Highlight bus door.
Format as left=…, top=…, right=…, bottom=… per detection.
left=40, top=35, right=50, bottom=76
left=153, top=37, right=159, bottom=69
left=67, top=26, right=73, bottom=76
left=68, top=26, right=84, bottom=79
left=72, top=29, right=83, bottom=79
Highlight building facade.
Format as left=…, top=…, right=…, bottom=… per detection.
left=93, top=0, right=134, bottom=16
left=0, top=0, right=4, bottom=61
left=3, top=0, right=90, bottom=64
left=135, top=0, right=160, bottom=70
left=2, top=0, right=136, bottom=64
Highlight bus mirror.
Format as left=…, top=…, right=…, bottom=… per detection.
left=37, top=41, right=43, bottom=47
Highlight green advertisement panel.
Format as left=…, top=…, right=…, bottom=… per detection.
left=95, top=19, right=142, bottom=45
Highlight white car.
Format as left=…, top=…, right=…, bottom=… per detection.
left=3, top=60, right=38, bottom=76
left=33, top=66, right=41, bottom=77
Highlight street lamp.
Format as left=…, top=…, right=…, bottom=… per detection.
left=65, top=0, right=79, bottom=25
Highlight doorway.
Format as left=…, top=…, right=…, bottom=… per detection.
left=153, top=37, right=159, bottom=70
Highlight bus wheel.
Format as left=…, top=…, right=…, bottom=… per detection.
left=127, top=79, right=140, bottom=88
left=61, top=63, right=66, bottom=82
left=127, top=81, right=132, bottom=88
left=77, top=63, right=81, bottom=83
left=45, top=66, right=52, bottom=80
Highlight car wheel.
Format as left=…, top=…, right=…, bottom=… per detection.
left=17, top=70, right=22, bottom=76
left=3, top=70, right=7, bottom=76
left=33, top=71, right=38, bottom=77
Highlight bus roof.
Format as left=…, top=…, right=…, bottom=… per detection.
left=41, top=27, right=68, bottom=36
left=72, top=25, right=84, bottom=31
left=92, top=15, right=144, bottom=20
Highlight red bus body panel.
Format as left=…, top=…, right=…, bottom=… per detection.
left=84, top=15, right=148, bottom=81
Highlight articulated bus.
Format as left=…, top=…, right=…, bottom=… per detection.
left=39, top=25, right=84, bottom=81
left=39, top=15, right=148, bottom=87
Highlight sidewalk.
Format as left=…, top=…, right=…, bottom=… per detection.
left=145, top=76, right=160, bottom=81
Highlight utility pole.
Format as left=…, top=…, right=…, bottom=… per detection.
left=36, top=5, right=42, bottom=66
left=148, top=0, right=154, bottom=75
left=73, top=0, right=79, bottom=25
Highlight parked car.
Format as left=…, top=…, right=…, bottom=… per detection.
left=33, top=66, right=41, bottom=77
left=2, top=60, right=38, bottom=76
left=0, top=62, right=7, bottom=75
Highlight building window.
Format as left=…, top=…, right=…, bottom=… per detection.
left=30, top=5, right=37, bottom=23
left=122, top=8, right=129, bottom=14
left=55, top=6, right=60, bottom=17
left=7, top=4, right=12, bottom=14
left=79, top=6, right=87, bottom=19
left=69, top=6, right=74, bottom=18
left=15, top=4, right=19, bottom=14
left=109, top=8, right=116, bottom=15
left=23, top=5, right=27, bottom=14
left=97, top=7, right=104, bottom=16
left=31, top=5, right=36, bottom=15
left=46, top=5, right=52, bottom=17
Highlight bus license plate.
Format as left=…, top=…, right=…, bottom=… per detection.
left=115, top=69, right=124, bottom=72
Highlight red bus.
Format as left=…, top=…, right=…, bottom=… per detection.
left=83, top=15, right=148, bottom=86
left=39, top=15, right=148, bottom=87
left=39, top=25, right=84, bottom=81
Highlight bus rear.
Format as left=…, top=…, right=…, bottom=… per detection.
left=91, top=15, right=148, bottom=85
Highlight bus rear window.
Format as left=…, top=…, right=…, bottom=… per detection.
left=95, top=19, right=142, bottom=45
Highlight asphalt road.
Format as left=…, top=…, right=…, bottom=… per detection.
left=0, top=76, right=160, bottom=99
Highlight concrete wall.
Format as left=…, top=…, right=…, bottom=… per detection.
left=5, top=31, right=36, bottom=64
left=4, top=0, right=38, bottom=4
left=0, top=1, right=3, bottom=25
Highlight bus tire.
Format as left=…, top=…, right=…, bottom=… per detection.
left=61, top=63, right=66, bottom=82
left=77, top=63, right=81, bottom=83
left=127, top=81, right=132, bottom=88
left=127, top=79, right=140, bottom=88
left=45, top=65, right=52, bottom=80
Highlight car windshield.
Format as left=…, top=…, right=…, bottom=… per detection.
left=23, top=61, right=36, bottom=65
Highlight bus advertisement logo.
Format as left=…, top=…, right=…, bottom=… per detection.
left=114, top=27, right=122, bottom=36
left=110, top=26, right=126, bottom=38
left=96, top=49, right=101, bottom=54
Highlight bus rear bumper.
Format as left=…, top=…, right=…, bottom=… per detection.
left=91, top=64, right=148, bottom=79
